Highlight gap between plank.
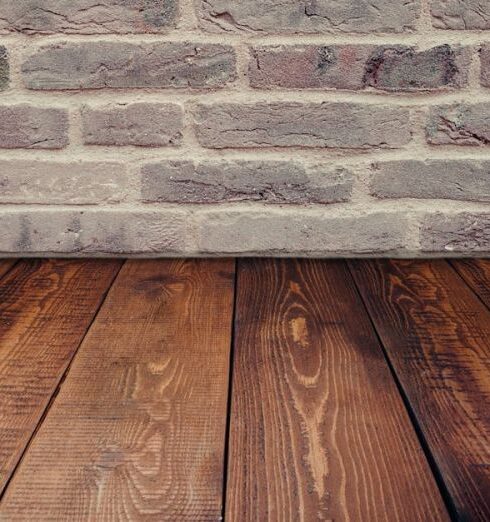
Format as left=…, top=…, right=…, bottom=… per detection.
left=0, top=260, right=126, bottom=503
left=345, top=260, right=458, bottom=522
left=447, top=260, right=490, bottom=313
left=221, top=258, right=239, bottom=522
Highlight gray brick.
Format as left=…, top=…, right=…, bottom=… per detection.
left=197, top=0, right=420, bottom=34
left=82, top=103, right=184, bottom=147
left=371, top=160, right=490, bottom=202
left=0, top=46, right=8, bottom=90
left=0, top=160, right=131, bottom=204
left=195, top=102, right=411, bottom=149
left=249, top=44, right=469, bottom=91
left=141, top=160, right=353, bottom=204
left=431, top=0, right=490, bottom=29
left=0, top=209, right=190, bottom=254
left=0, top=105, right=68, bottom=149
left=427, top=104, right=490, bottom=146
left=481, top=44, right=490, bottom=88
left=421, top=213, right=490, bottom=253
left=197, top=210, right=409, bottom=255
left=22, top=42, right=236, bottom=90
left=0, top=0, right=178, bottom=34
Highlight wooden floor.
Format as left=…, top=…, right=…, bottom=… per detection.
left=0, top=259, right=488, bottom=522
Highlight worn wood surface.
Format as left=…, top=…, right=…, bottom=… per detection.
left=350, top=259, right=490, bottom=522
left=451, top=259, right=490, bottom=311
left=0, top=259, right=121, bottom=494
left=0, top=260, right=16, bottom=280
left=226, top=259, right=448, bottom=522
left=0, top=260, right=235, bottom=521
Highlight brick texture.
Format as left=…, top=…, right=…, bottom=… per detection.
left=0, top=105, right=68, bottom=149
left=195, top=103, right=411, bottom=149
left=22, top=42, right=236, bottom=90
left=0, top=1, right=178, bottom=34
left=82, top=103, right=184, bottom=146
left=0, top=0, right=488, bottom=257
left=197, top=0, right=421, bottom=34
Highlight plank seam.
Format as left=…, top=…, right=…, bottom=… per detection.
left=447, top=260, right=490, bottom=313
left=346, top=260, right=458, bottom=522
left=0, top=259, right=20, bottom=282
left=221, top=258, right=239, bottom=522
left=0, top=259, right=126, bottom=503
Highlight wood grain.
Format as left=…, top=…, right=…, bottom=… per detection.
left=226, top=259, right=448, bottom=522
left=0, top=259, right=121, bottom=494
left=349, top=259, right=490, bottom=522
left=0, top=260, right=17, bottom=280
left=0, top=260, right=235, bottom=521
left=451, top=259, right=490, bottom=310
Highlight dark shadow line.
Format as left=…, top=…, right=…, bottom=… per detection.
left=447, top=259, right=490, bottom=313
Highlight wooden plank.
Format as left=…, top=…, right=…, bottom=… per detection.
left=0, top=259, right=235, bottom=521
left=226, top=259, right=448, bottom=522
left=0, top=260, right=17, bottom=280
left=0, top=259, right=121, bottom=494
left=451, top=259, right=490, bottom=310
left=349, top=259, right=490, bottom=522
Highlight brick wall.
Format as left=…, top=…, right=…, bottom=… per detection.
left=0, top=0, right=489, bottom=257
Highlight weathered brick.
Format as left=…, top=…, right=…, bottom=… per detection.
left=363, top=45, right=470, bottom=91
left=0, top=46, right=8, bottom=90
left=195, top=102, right=411, bottom=149
left=421, top=213, right=490, bottom=253
left=0, top=0, right=178, bottom=34
left=22, top=42, right=236, bottom=90
left=82, top=103, right=183, bottom=147
left=0, top=105, right=68, bottom=149
left=197, top=210, right=409, bottom=255
left=0, top=209, right=189, bottom=254
left=430, top=0, right=490, bottom=29
left=141, top=160, right=353, bottom=204
left=197, top=0, right=420, bottom=34
left=0, top=160, right=131, bottom=204
left=481, top=44, right=490, bottom=88
left=371, top=160, right=490, bottom=202
left=249, top=44, right=469, bottom=91
left=427, top=104, right=490, bottom=146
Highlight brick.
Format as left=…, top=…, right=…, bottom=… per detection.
left=0, top=209, right=189, bottom=254
left=427, top=104, right=490, bottom=146
left=363, top=45, right=470, bottom=91
left=430, top=0, right=490, bottom=29
left=0, top=46, right=8, bottom=90
left=141, top=160, right=353, bottom=204
left=0, top=0, right=178, bottom=34
left=22, top=42, right=236, bottom=90
left=82, top=103, right=183, bottom=147
left=197, top=0, right=420, bottom=34
left=0, top=160, right=131, bottom=204
left=481, top=44, right=490, bottom=88
left=0, top=105, right=68, bottom=149
left=421, top=213, right=490, bottom=253
left=195, top=102, right=411, bottom=149
left=249, top=44, right=469, bottom=91
left=197, top=210, right=409, bottom=255
left=371, top=160, right=490, bottom=202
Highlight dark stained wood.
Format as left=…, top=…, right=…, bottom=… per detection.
left=0, top=259, right=121, bottom=494
left=0, top=260, right=235, bottom=521
left=451, top=259, right=490, bottom=310
left=0, top=260, right=16, bottom=279
left=226, top=259, right=448, bottom=522
left=349, top=259, right=490, bottom=522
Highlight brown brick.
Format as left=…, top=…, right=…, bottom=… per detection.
left=141, top=160, right=353, bottom=203
left=22, top=42, right=236, bottom=90
left=0, top=0, right=178, bottom=34
left=195, top=102, right=411, bottom=149
left=0, top=105, right=68, bottom=149
left=427, top=104, right=490, bottom=146
left=197, top=0, right=420, bottom=34
left=82, top=103, right=184, bottom=147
